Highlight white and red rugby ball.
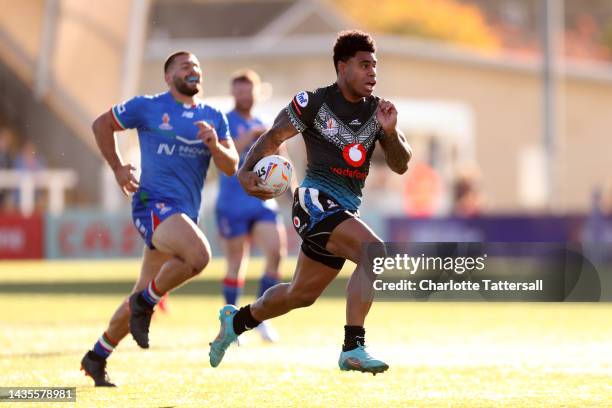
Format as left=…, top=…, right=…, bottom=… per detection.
left=254, top=155, right=293, bottom=197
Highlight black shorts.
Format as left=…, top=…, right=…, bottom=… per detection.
left=292, top=187, right=358, bottom=269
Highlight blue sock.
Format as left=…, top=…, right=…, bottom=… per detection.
left=223, top=278, right=243, bottom=305
left=258, top=275, right=280, bottom=297
left=92, top=332, right=117, bottom=359
left=141, top=280, right=163, bottom=307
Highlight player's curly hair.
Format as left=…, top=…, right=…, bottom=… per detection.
left=333, top=30, right=376, bottom=74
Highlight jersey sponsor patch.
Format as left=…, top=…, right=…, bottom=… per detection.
left=342, top=143, right=366, bottom=167
left=329, top=166, right=368, bottom=180
left=295, top=91, right=309, bottom=108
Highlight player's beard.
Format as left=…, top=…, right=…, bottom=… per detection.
left=174, top=77, right=199, bottom=97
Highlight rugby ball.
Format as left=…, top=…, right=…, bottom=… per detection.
left=254, top=155, right=293, bottom=197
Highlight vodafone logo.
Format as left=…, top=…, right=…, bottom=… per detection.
left=293, top=216, right=301, bottom=228
left=329, top=166, right=367, bottom=180
left=342, top=143, right=366, bottom=167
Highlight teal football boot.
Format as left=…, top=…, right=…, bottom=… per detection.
left=338, top=343, right=389, bottom=375
left=209, top=305, right=239, bottom=368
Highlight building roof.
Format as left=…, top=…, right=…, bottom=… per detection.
left=149, top=0, right=344, bottom=40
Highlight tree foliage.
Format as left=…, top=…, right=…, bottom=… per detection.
left=335, top=0, right=501, bottom=52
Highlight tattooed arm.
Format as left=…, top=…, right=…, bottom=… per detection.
left=238, top=109, right=299, bottom=199
left=376, top=99, right=412, bottom=174
left=379, top=128, right=412, bottom=174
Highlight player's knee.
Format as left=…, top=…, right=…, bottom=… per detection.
left=350, top=236, right=384, bottom=263
left=187, top=251, right=210, bottom=275
left=226, top=257, right=244, bottom=278
left=364, top=238, right=386, bottom=260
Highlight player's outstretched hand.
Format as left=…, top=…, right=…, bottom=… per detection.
left=238, top=169, right=276, bottom=200
left=195, top=121, right=218, bottom=150
left=376, top=99, right=398, bottom=134
left=113, top=163, right=139, bottom=196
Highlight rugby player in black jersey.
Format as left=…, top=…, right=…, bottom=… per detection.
left=209, top=30, right=412, bottom=374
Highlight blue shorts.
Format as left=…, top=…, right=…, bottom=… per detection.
left=216, top=202, right=279, bottom=239
left=132, top=196, right=193, bottom=249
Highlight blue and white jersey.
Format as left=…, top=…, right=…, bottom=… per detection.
left=111, top=91, right=229, bottom=220
left=216, top=109, right=277, bottom=212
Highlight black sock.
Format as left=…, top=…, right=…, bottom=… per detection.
left=232, top=305, right=261, bottom=335
left=343, top=325, right=366, bottom=352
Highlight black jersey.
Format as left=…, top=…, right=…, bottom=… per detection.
left=285, top=83, right=384, bottom=210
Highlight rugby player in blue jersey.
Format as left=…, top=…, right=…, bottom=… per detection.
left=81, top=51, right=239, bottom=386
left=209, top=31, right=412, bottom=374
left=216, top=69, right=289, bottom=343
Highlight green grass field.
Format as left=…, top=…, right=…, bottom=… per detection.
left=1, top=260, right=611, bottom=407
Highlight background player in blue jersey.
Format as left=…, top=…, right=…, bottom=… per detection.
left=216, top=69, right=288, bottom=342
left=209, top=31, right=412, bottom=374
left=81, top=51, right=239, bottom=386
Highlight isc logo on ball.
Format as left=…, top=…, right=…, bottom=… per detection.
left=254, top=155, right=293, bottom=197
